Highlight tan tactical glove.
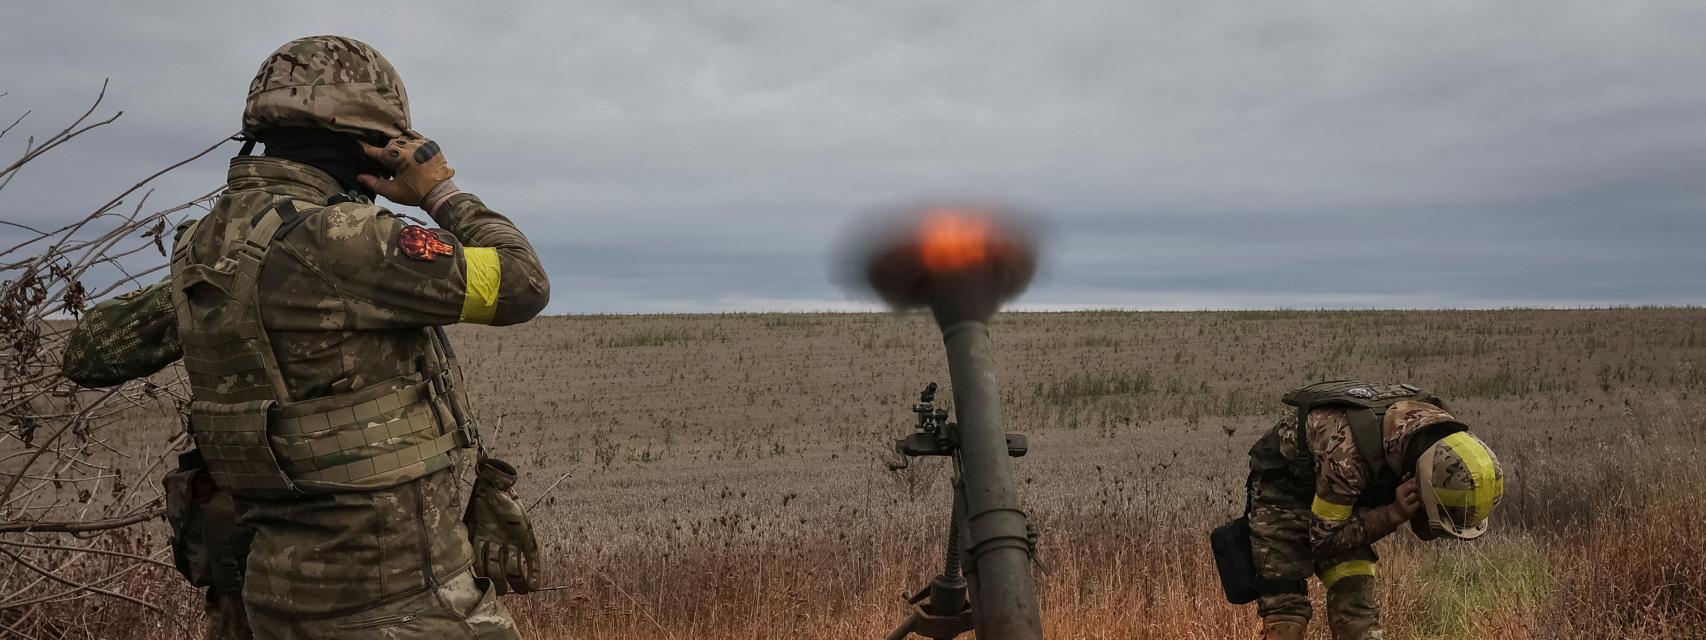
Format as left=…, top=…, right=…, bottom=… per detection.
left=358, top=129, right=461, bottom=214
left=464, top=457, right=542, bottom=595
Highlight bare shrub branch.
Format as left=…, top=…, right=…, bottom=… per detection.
left=0, top=84, right=228, bottom=635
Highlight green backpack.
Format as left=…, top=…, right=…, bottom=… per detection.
left=1279, top=380, right=1451, bottom=505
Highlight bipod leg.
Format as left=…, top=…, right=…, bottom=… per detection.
left=883, top=480, right=974, bottom=639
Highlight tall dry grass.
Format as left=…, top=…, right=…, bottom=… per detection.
left=15, top=309, right=1706, bottom=639
left=478, top=309, right=1706, bottom=640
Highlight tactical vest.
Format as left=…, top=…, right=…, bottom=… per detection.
left=169, top=197, right=476, bottom=499
left=1277, top=380, right=1450, bottom=506
left=1255, top=380, right=1453, bottom=512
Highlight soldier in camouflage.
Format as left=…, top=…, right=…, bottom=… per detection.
left=1242, top=381, right=1504, bottom=640
left=63, top=36, right=549, bottom=639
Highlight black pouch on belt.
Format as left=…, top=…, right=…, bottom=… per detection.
left=163, top=449, right=252, bottom=594
left=1210, top=516, right=1262, bottom=604
left=1211, top=516, right=1308, bottom=604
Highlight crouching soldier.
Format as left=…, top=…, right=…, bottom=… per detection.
left=1218, top=381, right=1504, bottom=640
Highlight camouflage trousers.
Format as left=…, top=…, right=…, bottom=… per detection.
left=1248, top=471, right=1382, bottom=640
left=205, top=592, right=252, bottom=640
left=246, top=570, right=521, bottom=640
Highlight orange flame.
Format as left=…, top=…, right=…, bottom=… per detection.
left=844, top=203, right=1037, bottom=312
left=917, top=209, right=1000, bottom=273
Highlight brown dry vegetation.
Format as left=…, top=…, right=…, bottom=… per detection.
left=17, top=308, right=1706, bottom=639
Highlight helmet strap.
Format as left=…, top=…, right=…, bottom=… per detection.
left=1410, top=509, right=1439, bottom=541
left=233, top=132, right=258, bottom=157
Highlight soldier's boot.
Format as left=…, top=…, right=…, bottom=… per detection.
left=1261, top=619, right=1306, bottom=640
left=1325, top=574, right=1383, bottom=640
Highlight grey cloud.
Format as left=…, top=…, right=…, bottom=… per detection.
left=2, top=0, right=1702, bottom=312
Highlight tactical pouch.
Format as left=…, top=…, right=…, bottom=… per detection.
left=163, top=465, right=212, bottom=588
left=1210, top=517, right=1261, bottom=604
left=1210, top=517, right=1306, bottom=604
left=163, top=451, right=253, bottom=594
left=188, top=399, right=299, bottom=499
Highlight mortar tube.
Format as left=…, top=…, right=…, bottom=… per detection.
left=940, top=320, right=1042, bottom=640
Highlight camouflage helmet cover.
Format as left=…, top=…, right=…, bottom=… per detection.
left=243, top=35, right=410, bottom=141
left=1416, top=430, right=1504, bottom=539
left=1383, top=399, right=1460, bottom=436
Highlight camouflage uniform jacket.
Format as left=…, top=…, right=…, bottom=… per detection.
left=1262, top=402, right=1457, bottom=560
left=65, top=156, right=549, bottom=616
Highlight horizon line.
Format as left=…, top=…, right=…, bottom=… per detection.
left=526, top=304, right=1706, bottom=319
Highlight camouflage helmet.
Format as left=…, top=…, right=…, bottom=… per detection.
left=1384, top=400, right=1460, bottom=436
left=243, top=35, right=410, bottom=141
left=1415, top=431, right=1504, bottom=539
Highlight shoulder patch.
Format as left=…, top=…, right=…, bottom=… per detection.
left=398, top=225, right=455, bottom=261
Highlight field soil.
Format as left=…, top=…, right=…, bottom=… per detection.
left=31, top=309, right=1706, bottom=639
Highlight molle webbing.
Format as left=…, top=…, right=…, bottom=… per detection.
left=172, top=197, right=471, bottom=499
left=172, top=202, right=299, bottom=497
left=188, top=399, right=296, bottom=496
left=173, top=210, right=291, bottom=405
left=270, top=375, right=462, bottom=486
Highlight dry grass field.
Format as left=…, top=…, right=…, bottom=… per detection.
left=21, top=308, right=1706, bottom=639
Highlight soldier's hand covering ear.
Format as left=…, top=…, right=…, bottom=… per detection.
left=358, top=129, right=461, bottom=213
left=464, top=457, right=542, bottom=595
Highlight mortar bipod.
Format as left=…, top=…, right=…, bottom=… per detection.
left=884, top=383, right=1030, bottom=640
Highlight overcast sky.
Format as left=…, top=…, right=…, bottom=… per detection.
left=3, top=1, right=1702, bottom=312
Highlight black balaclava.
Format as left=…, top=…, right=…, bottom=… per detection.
left=256, top=127, right=387, bottom=198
